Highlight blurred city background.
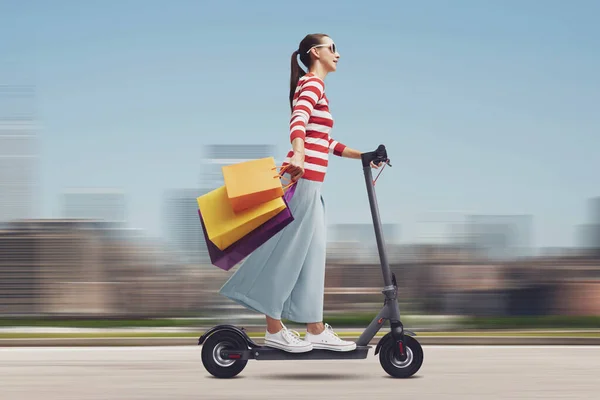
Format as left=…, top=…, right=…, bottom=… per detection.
left=1, top=86, right=599, bottom=329
left=1, top=1, right=599, bottom=332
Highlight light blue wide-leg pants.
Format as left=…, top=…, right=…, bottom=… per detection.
left=218, top=177, right=326, bottom=323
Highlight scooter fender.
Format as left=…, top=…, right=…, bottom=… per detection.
left=198, top=324, right=259, bottom=348
left=374, top=329, right=417, bottom=355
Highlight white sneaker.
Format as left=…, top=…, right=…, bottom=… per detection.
left=264, top=324, right=313, bottom=353
left=305, top=323, right=357, bottom=352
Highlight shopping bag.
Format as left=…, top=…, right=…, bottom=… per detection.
left=197, top=183, right=288, bottom=251
left=222, top=157, right=293, bottom=213
left=198, top=183, right=296, bottom=270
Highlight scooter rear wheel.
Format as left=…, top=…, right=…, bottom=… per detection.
left=201, top=330, right=248, bottom=378
left=379, top=334, right=423, bottom=378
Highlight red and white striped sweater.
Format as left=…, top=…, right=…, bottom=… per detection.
left=282, top=73, right=346, bottom=182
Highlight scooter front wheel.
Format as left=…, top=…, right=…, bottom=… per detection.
left=379, top=334, right=423, bottom=378
left=201, top=330, right=248, bottom=378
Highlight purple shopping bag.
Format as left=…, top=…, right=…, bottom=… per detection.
left=198, top=183, right=296, bottom=271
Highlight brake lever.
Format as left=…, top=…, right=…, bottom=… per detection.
left=372, top=158, right=390, bottom=185
left=375, top=158, right=391, bottom=167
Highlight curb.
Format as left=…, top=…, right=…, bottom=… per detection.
left=2, top=336, right=600, bottom=347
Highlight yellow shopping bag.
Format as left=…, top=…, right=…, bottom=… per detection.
left=223, top=157, right=293, bottom=213
left=197, top=185, right=287, bottom=251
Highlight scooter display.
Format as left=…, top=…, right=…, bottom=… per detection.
left=198, top=145, right=424, bottom=379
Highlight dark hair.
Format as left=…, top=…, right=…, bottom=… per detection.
left=289, top=33, right=329, bottom=111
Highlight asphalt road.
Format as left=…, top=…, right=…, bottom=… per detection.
left=2, top=346, right=599, bottom=399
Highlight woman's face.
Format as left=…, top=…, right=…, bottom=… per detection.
left=312, top=36, right=340, bottom=72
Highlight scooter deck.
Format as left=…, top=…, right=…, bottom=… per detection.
left=221, top=345, right=371, bottom=361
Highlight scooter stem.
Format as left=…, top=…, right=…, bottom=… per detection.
left=360, top=150, right=394, bottom=289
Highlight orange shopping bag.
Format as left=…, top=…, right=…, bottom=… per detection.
left=223, top=157, right=293, bottom=213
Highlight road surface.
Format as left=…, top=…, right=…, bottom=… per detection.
left=2, top=346, right=598, bottom=399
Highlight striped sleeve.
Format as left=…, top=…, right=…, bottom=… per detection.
left=328, top=137, right=347, bottom=157
left=289, top=77, right=324, bottom=143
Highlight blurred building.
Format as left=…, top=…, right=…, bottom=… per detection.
left=592, top=197, right=600, bottom=223
left=2, top=217, right=599, bottom=319
left=0, top=85, right=38, bottom=222
left=329, top=223, right=399, bottom=244
left=0, top=219, right=113, bottom=315
left=201, top=144, right=277, bottom=189
left=328, top=222, right=400, bottom=262
left=577, top=224, right=600, bottom=259
left=464, top=214, right=533, bottom=261
left=416, top=211, right=467, bottom=245
left=588, top=197, right=600, bottom=257
left=0, top=219, right=204, bottom=317
left=62, top=188, right=127, bottom=224
left=162, top=188, right=210, bottom=264
left=574, top=198, right=600, bottom=257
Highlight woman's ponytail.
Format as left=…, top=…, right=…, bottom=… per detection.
left=289, top=50, right=306, bottom=111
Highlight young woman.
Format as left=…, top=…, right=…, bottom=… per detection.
left=218, top=33, right=383, bottom=353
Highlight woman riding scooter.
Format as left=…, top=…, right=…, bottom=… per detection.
left=218, top=33, right=383, bottom=353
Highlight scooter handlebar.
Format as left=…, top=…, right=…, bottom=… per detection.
left=361, top=144, right=392, bottom=168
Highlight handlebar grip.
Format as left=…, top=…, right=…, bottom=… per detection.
left=361, top=144, right=392, bottom=168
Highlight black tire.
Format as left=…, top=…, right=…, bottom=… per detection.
left=379, top=334, right=424, bottom=378
left=201, top=330, right=248, bottom=378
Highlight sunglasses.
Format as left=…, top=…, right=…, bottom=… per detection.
left=306, top=43, right=337, bottom=54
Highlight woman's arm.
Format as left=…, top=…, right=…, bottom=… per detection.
left=340, top=147, right=362, bottom=159
left=288, top=137, right=306, bottom=181
left=341, top=146, right=384, bottom=168
left=328, top=140, right=369, bottom=162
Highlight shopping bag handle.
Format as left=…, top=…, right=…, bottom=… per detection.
left=272, top=165, right=289, bottom=176
left=272, top=165, right=295, bottom=191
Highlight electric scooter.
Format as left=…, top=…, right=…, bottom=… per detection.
left=198, top=145, right=424, bottom=379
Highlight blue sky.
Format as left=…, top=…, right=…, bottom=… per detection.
left=1, top=0, right=599, bottom=248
